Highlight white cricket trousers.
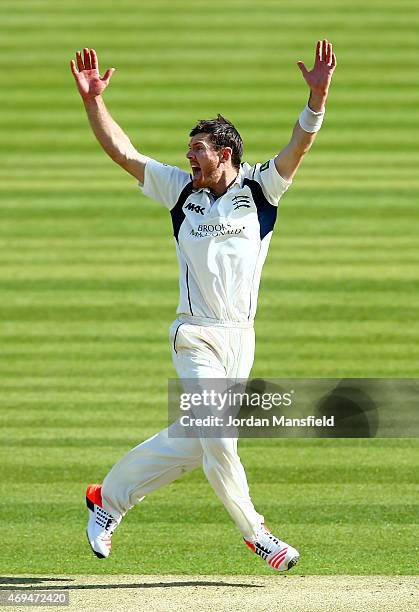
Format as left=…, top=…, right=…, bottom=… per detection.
left=102, top=314, right=264, bottom=541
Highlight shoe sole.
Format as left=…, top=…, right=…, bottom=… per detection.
left=86, top=495, right=94, bottom=512
left=287, top=554, right=300, bottom=570
left=86, top=529, right=106, bottom=559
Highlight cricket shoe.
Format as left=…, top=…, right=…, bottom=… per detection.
left=244, top=525, right=299, bottom=572
left=86, top=484, right=120, bottom=559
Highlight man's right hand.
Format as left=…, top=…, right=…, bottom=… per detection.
left=70, top=47, right=148, bottom=183
left=70, top=48, right=115, bottom=101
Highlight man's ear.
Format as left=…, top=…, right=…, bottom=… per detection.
left=220, top=147, right=233, bottom=163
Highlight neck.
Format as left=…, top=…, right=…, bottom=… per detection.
left=209, top=168, right=239, bottom=197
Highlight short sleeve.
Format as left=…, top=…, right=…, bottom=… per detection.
left=139, top=159, right=191, bottom=210
left=245, top=158, right=292, bottom=207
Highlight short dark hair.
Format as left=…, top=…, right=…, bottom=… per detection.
left=189, top=114, right=243, bottom=170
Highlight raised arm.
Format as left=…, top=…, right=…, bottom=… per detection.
left=274, top=40, right=337, bottom=182
left=70, top=48, right=148, bottom=183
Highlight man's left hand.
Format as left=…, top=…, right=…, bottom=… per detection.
left=297, top=39, right=337, bottom=110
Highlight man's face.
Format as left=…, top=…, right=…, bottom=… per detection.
left=186, top=133, right=224, bottom=189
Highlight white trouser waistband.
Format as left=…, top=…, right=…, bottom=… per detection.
left=177, top=313, right=254, bottom=329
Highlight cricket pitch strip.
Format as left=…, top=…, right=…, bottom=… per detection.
left=0, top=575, right=417, bottom=611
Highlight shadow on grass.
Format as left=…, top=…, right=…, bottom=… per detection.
left=0, top=577, right=73, bottom=585
left=0, top=577, right=263, bottom=589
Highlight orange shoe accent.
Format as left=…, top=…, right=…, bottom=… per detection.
left=86, top=484, right=103, bottom=508
left=244, top=539, right=256, bottom=553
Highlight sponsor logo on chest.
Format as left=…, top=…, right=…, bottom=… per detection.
left=190, top=222, right=245, bottom=238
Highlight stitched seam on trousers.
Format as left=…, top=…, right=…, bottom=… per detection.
left=173, top=323, right=184, bottom=354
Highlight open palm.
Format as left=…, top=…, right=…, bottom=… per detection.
left=70, top=48, right=114, bottom=100
left=297, top=40, right=337, bottom=96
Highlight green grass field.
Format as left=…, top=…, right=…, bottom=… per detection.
left=1, top=0, right=418, bottom=576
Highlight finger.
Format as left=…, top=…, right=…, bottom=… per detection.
left=83, top=47, right=91, bottom=70
left=70, top=59, right=79, bottom=77
left=101, top=67, right=115, bottom=85
left=76, top=51, right=84, bottom=71
left=331, top=52, right=337, bottom=69
left=322, top=39, right=328, bottom=62
left=327, top=42, right=333, bottom=65
left=297, top=61, right=309, bottom=79
left=315, top=40, right=321, bottom=65
left=91, top=48, right=98, bottom=71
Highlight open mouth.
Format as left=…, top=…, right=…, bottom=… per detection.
left=191, top=165, right=201, bottom=180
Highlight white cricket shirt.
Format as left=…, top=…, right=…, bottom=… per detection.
left=139, top=158, right=291, bottom=324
